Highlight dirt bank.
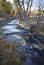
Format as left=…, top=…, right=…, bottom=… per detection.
left=0, top=14, right=16, bottom=27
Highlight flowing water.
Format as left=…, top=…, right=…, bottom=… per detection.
left=0, top=19, right=44, bottom=65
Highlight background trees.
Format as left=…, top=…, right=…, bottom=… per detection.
left=0, top=0, right=13, bottom=14
left=13, top=0, right=33, bottom=27
left=0, top=0, right=44, bottom=28
left=37, top=0, right=44, bottom=26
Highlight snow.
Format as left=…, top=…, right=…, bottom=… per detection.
left=1, top=25, right=16, bottom=29
left=8, top=19, right=19, bottom=24
left=3, top=29, right=24, bottom=34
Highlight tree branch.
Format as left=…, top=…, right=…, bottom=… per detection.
left=26, top=0, right=30, bottom=13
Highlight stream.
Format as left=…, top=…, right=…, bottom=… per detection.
left=0, top=19, right=44, bottom=65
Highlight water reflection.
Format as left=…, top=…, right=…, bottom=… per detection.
left=0, top=19, right=44, bottom=65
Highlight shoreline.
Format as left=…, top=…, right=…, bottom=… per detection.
left=0, top=14, right=16, bottom=27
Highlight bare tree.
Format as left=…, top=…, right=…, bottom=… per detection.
left=14, top=0, right=33, bottom=28
left=37, top=0, right=44, bottom=26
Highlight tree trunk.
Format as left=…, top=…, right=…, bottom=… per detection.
left=22, top=14, right=31, bottom=28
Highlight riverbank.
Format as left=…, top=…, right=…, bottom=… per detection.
left=0, top=14, right=16, bottom=27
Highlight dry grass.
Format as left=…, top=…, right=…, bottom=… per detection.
left=30, top=16, right=44, bottom=35
left=0, top=38, right=21, bottom=65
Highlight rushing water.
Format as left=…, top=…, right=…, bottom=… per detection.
left=0, top=19, right=44, bottom=65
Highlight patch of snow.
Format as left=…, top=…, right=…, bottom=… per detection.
left=8, top=19, right=19, bottom=24
left=5, top=34, right=23, bottom=41
left=3, top=29, right=24, bottom=34
left=1, top=25, right=16, bottom=29
left=19, top=24, right=29, bottom=29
